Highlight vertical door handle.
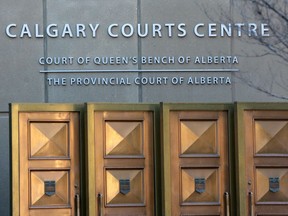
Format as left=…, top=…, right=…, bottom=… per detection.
left=249, top=192, right=254, bottom=216
left=75, top=194, right=80, bottom=216
left=224, top=192, right=230, bottom=216
left=97, top=193, right=103, bottom=216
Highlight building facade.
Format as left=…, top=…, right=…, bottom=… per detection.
left=1, top=0, right=288, bottom=215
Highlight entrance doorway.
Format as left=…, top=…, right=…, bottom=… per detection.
left=11, top=104, right=83, bottom=216
left=86, top=103, right=157, bottom=216
left=11, top=103, right=288, bottom=216
left=236, top=103, right=288, bottom=216
left=161, top=103, right=234, bottom=216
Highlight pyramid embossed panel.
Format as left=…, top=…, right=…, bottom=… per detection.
left=105, top=121, right=143, bottom=156
left=106, top=169, right=144, bottom=205
left=181, top=168, right=219, bottom=203
left=256, top=168, right=288, bottom=203
left=180, top=121, right=217, bottom=155
left=255, top=120, right=288, bottom=155
left=30, top=122, right=69, bottom=158
left=30, top=170, right=70, bottom=207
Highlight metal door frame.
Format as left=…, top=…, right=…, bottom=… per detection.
left=10, top=103, right=85, bottom=216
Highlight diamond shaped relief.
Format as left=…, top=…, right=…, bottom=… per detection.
left=30, top=122, right=68, bottom=157
left=255, top=121, right=288, bottom=154
left=105, top=121, right=143, bottom=156
left=180, top=121, right=217, bottom=154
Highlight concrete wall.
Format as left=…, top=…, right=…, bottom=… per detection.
left=1, top=0, right=287, bottom=215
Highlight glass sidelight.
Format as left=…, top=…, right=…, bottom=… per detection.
left=11, top=104, right=83, bottom=216
left=236, top=103, right=288, bottom=216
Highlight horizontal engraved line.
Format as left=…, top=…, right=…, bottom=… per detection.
left=40, top=68, right=239, bottom=73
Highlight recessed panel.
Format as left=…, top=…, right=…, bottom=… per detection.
left=180, top=120, right=217, bottom=155
left=105, top=121, right=143, bottom=156
left=256, top=168, right=288, bottom=203
left=105, top=169, right=144, bottom=206
left=254, top=120, right=288, bottom=155
left=30, top=122, right=69, bottom=158
left=30, top=170, right=70, bottom=207
left=181, top=168, right=219, bottom=204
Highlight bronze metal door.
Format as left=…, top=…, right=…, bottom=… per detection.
left=11, top=104, right=82, bottom=216
left=86, top=104, right=157, bottom=216
left=236, top=103, right=288, bottom=216
left=162, top=104, right=233, bottom=216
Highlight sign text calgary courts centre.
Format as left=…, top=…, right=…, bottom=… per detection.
left=5, top=22, right=270, bottom=87
left=6, top=22, right=270, bottom=38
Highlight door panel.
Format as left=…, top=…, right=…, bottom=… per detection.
left=162, top=104, right=232, bottom=216
left=20, top=112, right=79, bottom=215
left=11, top=104, right=82, bottom=216
left=87, top=104, right=156, bottom=216
left=242, top=109, right=288, bottom=216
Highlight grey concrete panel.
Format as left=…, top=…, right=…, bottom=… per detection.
left=232, top=42, right=288, bottom=102
left=231, top=1, right=288, bottom=102
left=45, top=0, right=141, bottom=102
left=141, top=0, right=234, bottom=102
left=233, top=53, right=288, bottom=102
left=0, top=113, right=10, bottom=216
left=45, top=0, right=139, bottom=69
left=139, top=0, right=234, bottom=102
left=140, top=0, right=232, bottom=67
left=47, top=73, right=140, bottom=102
left=139, top=72, right=233, bottom=103
left=0, top=0, right=45, bottom=111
